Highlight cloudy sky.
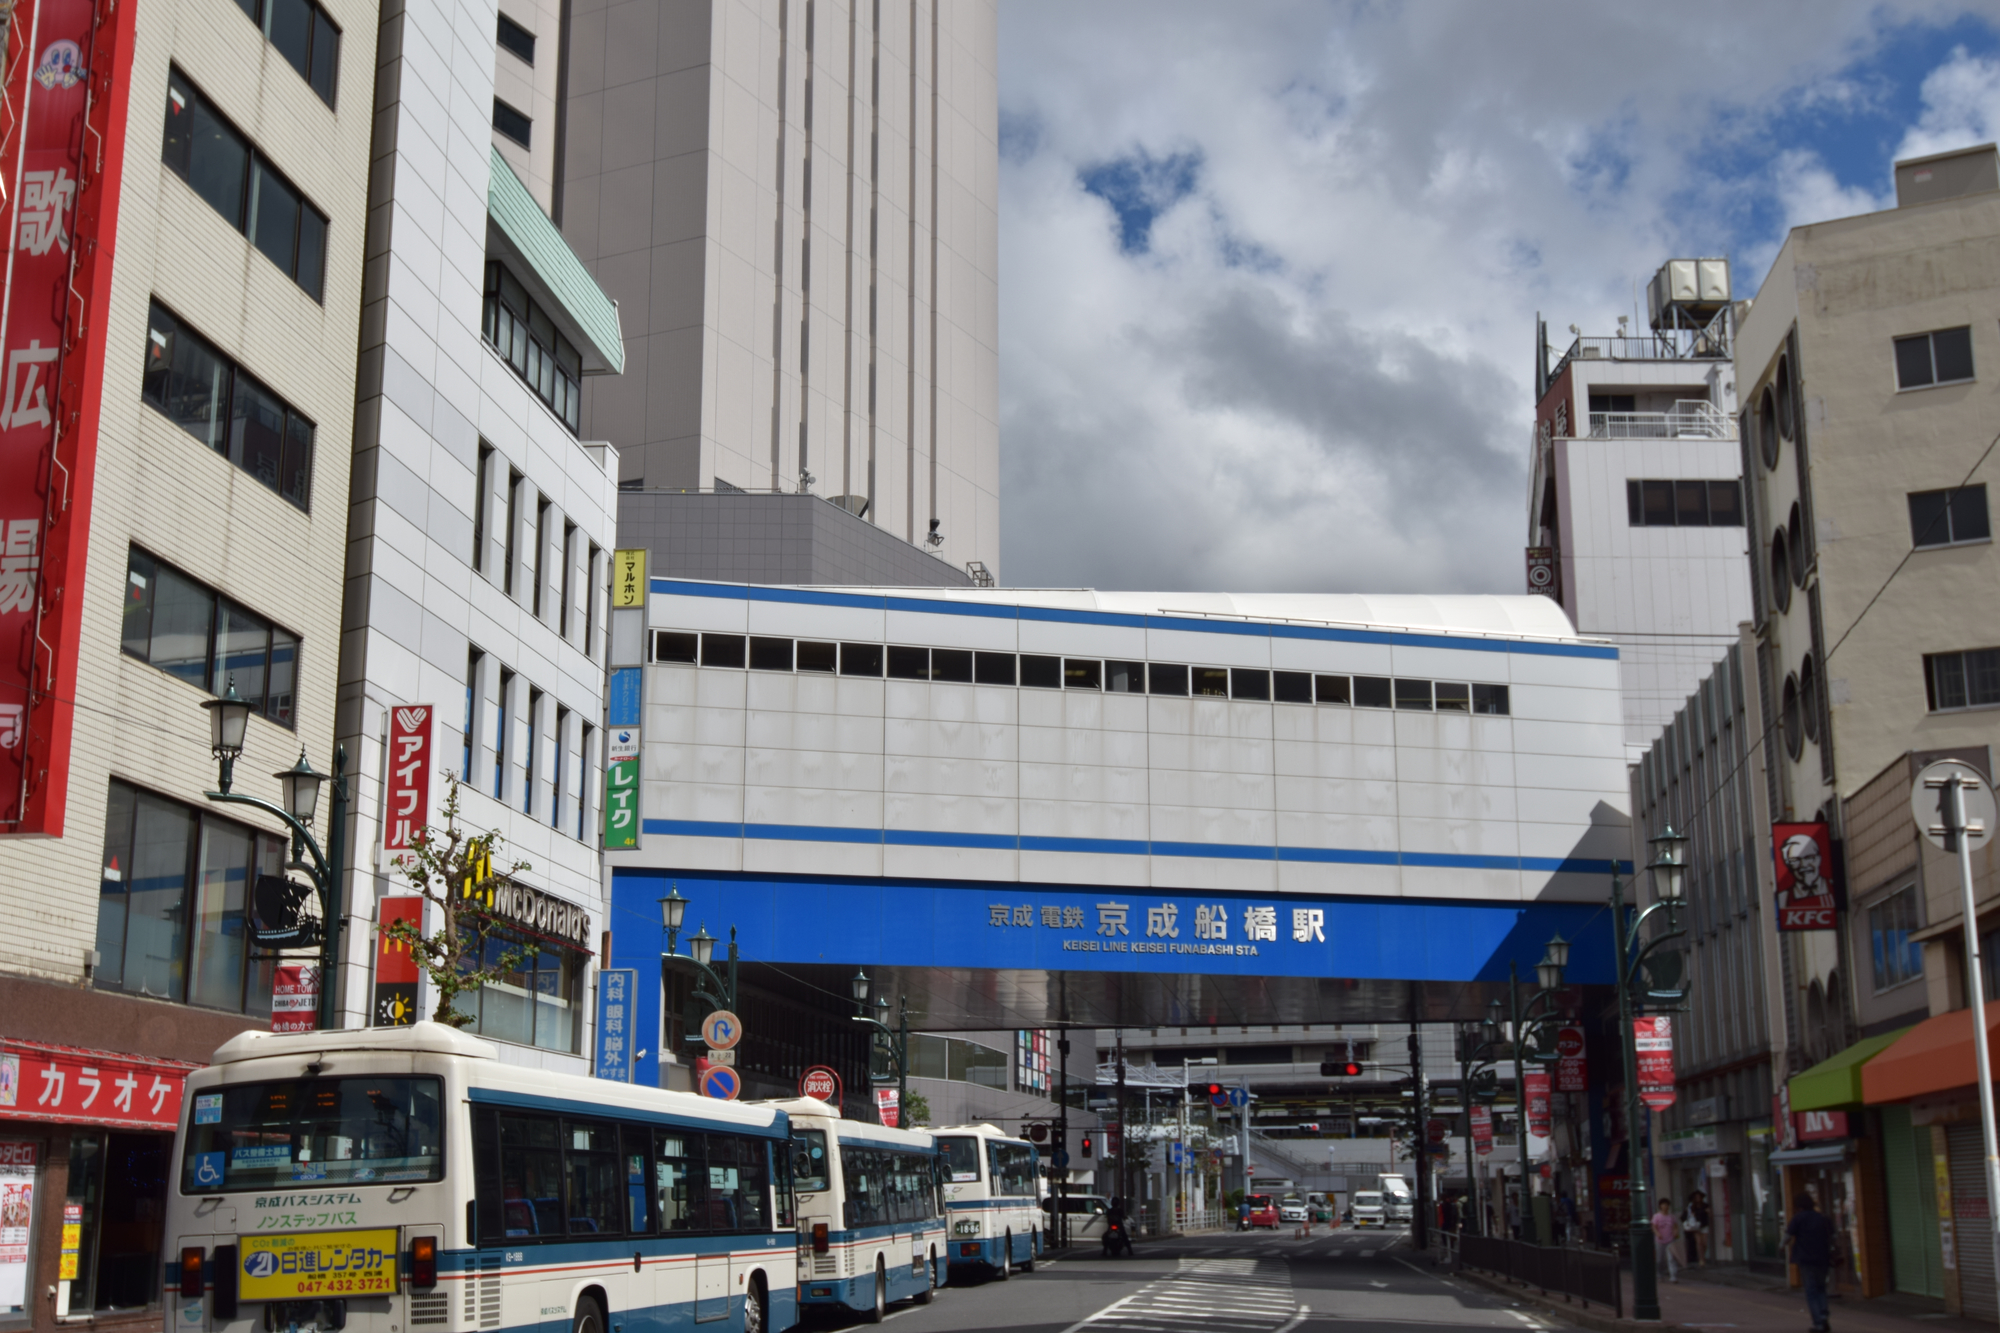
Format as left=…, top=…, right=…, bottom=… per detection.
left=994, top=2, right=2000, bottom=593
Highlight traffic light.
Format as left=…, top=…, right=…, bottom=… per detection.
left=1206, top=1083, right=1224, bottom=1098
left=1081, top=1134, right=1094, bottom=1158
left=1321, top=1060, right=1363, bottom=1077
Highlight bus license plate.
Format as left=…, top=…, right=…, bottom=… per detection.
left=952, top=1220, right=979, bottom=1237
left=239, top=1229, right=399, bottom=1299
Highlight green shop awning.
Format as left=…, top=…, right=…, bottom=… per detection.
left=1789, top=1029, right=1911, bottom=1112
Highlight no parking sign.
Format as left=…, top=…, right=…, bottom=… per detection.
left=701, top=1064, right=741, bottom=1100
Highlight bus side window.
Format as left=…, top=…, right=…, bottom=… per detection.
left=498, top=1113, right=564, bottom=1238
left=772, top=1139, right=794, bottom=1228
left=655, top=1131, right=705, bottom=1232
left=472, top=1109, right=504, bottom=1244
left=622, top=1126, right=651, bottom=1234
left=709, top=1135, right=768, bottom=1232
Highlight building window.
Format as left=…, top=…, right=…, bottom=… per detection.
left=453, top=931, right=582, bottom=1052
left=95, top=780, right=281, bottom=1014
left=1926, top=648, right=2000, bottom=712
left=62, top=1129, right=170, bottom=1315
left=1625, top=479, right=1744, bottom=526
left=523, top=686, right=542, bottom=815
left=578, top=722, right=594, bottom=841
left=1909, top=485, right=1991, bottom=548
left=162, top=70, right=327, bottom=299
left=122, top=549, right=298, bottom=726
left=553, top=704, right=570, bottom=830
left=1895, top=326, right=1975, bottom=390
left=473, top=443, right=494, bottom=572
left=142, top=302, right=315, bottom=510
left=482, top=261, right=582, bottom=432
left=1869, top=886, right=1923, bottom=993
left=559, top=520, right=577, bottom=638
left=495, top=668, right=514, bottom=798
left=493, top=98, right=532, bottom=148
left=464, top=647, right=483, bottom=780
left=233, top=0, right=340, bottom=104
left=503, top=468, right=522, bottom=596
left=532, top=495, right=550, bottom=618
left=496, top=12, right=536, bottom=63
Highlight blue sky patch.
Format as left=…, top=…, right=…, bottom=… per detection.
left=1080, top=148, right=1204, bottom=254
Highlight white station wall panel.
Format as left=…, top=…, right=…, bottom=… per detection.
left=625, top=582, right=1632, bottom=902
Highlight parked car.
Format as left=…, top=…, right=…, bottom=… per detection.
left=1043, top=1193, right=1112, bottom=1242
left=1351, top=1190, right=1386, bottom=1228
left=1279, top=1198, right=1308, bottom=1223
left=1241, top=1193, right=1280, bottom=1229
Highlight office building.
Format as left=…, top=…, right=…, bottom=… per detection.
left=562, top=0, right=1001, bottom=584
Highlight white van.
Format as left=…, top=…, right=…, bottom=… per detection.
left=1350, top=1190, right=1386, bottom=1228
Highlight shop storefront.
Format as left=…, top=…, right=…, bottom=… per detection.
left=0, top=1040, right=193, bottom=1329
left=1781, top=1029, right=1911, bottom=1300
left=1862, top=999, right=2000, bottom=1319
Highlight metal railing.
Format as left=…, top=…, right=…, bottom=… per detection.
left=1587, top=399, right=1734, bottom=440
left=1453, top=1235, right=1623, bottom=1315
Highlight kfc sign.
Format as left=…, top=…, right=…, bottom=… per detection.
left=1773, top=822, right=1839, bottom=931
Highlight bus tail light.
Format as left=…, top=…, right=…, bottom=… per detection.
left=810, top=1223, right=828, bottom=1255
left=411, top=1237, right=438, bottom=1290
left=212, top=1246, right=239, bottom=1319
left=179, top=1247, right=205, bottom=1298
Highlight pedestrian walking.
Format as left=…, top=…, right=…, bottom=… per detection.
left=1684, top=1190, right=1710, bottom=1266
left=1785, top=1193, right=1838, bottom=1333
left=1652, top=1198, right=1681, bottom=1283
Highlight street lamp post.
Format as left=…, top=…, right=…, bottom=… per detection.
left=200, top=682, right=348, bottom=1032
left=1179, top=1056, right=1216, bottom=1227
left=1507, top=935, right=1571, bottom=1239
left=849, top=970, right=910, bottom=1120
left=1456, top=1001, right=1504, bottom=1234
left=657, top=889, right=741, bottom=1050
left=1616, top=826, right=1690, bottom=1323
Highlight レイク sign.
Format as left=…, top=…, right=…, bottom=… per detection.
left=1634, top=1016, right=1676, bottom=1110
left=1773, top=821, right=1838, bottom=931
left=381, top=706, right=433, bottom=853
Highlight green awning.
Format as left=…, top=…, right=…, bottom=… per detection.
left=1789, top=1029, right=1911, bottom=1111
left=487, top=148, right=625, bottom=374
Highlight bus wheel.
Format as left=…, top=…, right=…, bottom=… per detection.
left=865, top=1257, right=887, bottom=1323
left=915, top=1250, right=935, bottom=1305
left=1020, top=1231, right=1036, bottom=1272
left=743, top=1278, right=765, bottom=1333
left=571, top=1295, right=605, bottom=1333
left=996, top=1233, right=1011, bottom=1280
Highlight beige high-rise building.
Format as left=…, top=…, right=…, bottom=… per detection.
left=561, top=0, right=1001, bottom=582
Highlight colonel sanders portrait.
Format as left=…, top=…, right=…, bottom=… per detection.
left=1779, top=832, right=1835, bottom=908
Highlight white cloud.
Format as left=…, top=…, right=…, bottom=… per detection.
left=1898, top=45, right=2000, bottom=159
left=996, top=2, right=1990, bottom=594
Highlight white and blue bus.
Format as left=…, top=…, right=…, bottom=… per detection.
left=931, top=1124, right=1041, bottom=1278
left=168, top=1023, right=800, bottom=1333
left=768, top=1098, right=944, bottom=1316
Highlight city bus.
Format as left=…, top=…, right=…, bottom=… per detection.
left=767, top=1098, right=944, bottom=1317
left=168, top=1023, right=800, bottom=1333
left=930, top=1123, right=1041, bottom=1278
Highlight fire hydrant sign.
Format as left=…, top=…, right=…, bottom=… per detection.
left=1634, top=1016, right=1677, bottom=1110
left=239, top=1228, right=398, bottom=1299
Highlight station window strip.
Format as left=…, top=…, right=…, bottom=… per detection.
left=650, top=630, right=1511, bottom=716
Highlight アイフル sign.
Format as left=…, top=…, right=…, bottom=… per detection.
left=381, top=705, right=434, bottom=855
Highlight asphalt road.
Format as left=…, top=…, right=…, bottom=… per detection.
left=798, top=1229, right=1573, bottom=1333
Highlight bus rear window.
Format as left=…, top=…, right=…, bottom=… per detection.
left=180, top=1077, right=443, bottom=1192
left=792, top=1130, right=830, bottom=1194
left=935, top=1136, right=980, bottom=1183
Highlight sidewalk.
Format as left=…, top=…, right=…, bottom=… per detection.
left=1452, top=1256, right=1985, bottom=1333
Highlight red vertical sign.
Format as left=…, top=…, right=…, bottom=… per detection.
left=270, top=964, right=318, bottom=1033
left=382, top=705, right=434, bottom=854
left=1634, top=1017, right=1676, bottom=1110
left=1470, top=1105, right=1493, bottom=1156
left=1554, top=1024, right=1588, bottom=1092
left=372, top=896, right=423, bottom=1025
left=0, top=0, right=137, bottom=835
left=1525, top=1070, right=1552, bottom=1135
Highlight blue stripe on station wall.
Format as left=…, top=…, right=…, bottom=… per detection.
left=648, top=578, right=1619, bottom=660
left=640, top=817, right=1632, bottom=877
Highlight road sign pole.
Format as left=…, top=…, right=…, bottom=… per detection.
left=1951, top=777, right=2000, bottom=1290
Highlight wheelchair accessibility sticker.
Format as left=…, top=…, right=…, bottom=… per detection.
left=239, top=1229, right=398, bottom=1299
left=192, top=1153, right=225, bottom=1188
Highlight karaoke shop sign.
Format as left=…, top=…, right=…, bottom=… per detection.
left=1634, top=1017, right=1677, bottom=1110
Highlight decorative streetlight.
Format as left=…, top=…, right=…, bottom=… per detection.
left=851, top=970, right=911, bottom=1123
left=198, top=681, right=348, bottom=1031
left=1456, top=998, right=1507, bottom=1234
left=1508, top=933, right=1571, bottom=1233
left=1615, top=825, right=1691, bottom=1321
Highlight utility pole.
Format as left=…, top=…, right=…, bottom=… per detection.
left=1057, top=1032, right=1071, bottom=1248
left=1410, top=1027, right=1429, bottom=1250
left=1115, top=1032, right=1129, bottom=1214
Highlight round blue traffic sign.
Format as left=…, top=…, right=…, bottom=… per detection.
left=701, top=1065, right=741, bottom=1100
left=1052, top=1149, right=1070, bottom=1168
left=1228, top=1088, right=1250, bottom=1108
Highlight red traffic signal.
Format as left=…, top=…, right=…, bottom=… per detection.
left=1321, top=1060, right=1363, bottom=1077
left=1081, top=1135, right=1094, bottom=1158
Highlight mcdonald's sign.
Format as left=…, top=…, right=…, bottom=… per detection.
left=373, top=896, right=423, bottom=1026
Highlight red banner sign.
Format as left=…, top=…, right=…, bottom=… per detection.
left=0, top=0, right=138, bottom=834
left=875, top=1087, right=899, bottom=1129
left=383, top=705, right=435, bottom=853
left=1525, top=1070, right=1552, bottom=1135
left=0, top=1041, right=191, bottom=1130
left=1555, top=1025, right=1588, bottom=1092
left=271, top=964, right=318, bottom=1033
left=1773, top=821, right=1838, bottom=931
left=1634, top=1017, right=1676, bottom=1110
left=372, top=896, right=423, bottom=1026
left=1471, top=1105, right=1493, bottom=1156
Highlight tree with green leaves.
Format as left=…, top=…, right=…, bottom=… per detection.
left=901, top=1091, right=932, bottom=1128
left=382, top=775, right=535, bottom=1027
